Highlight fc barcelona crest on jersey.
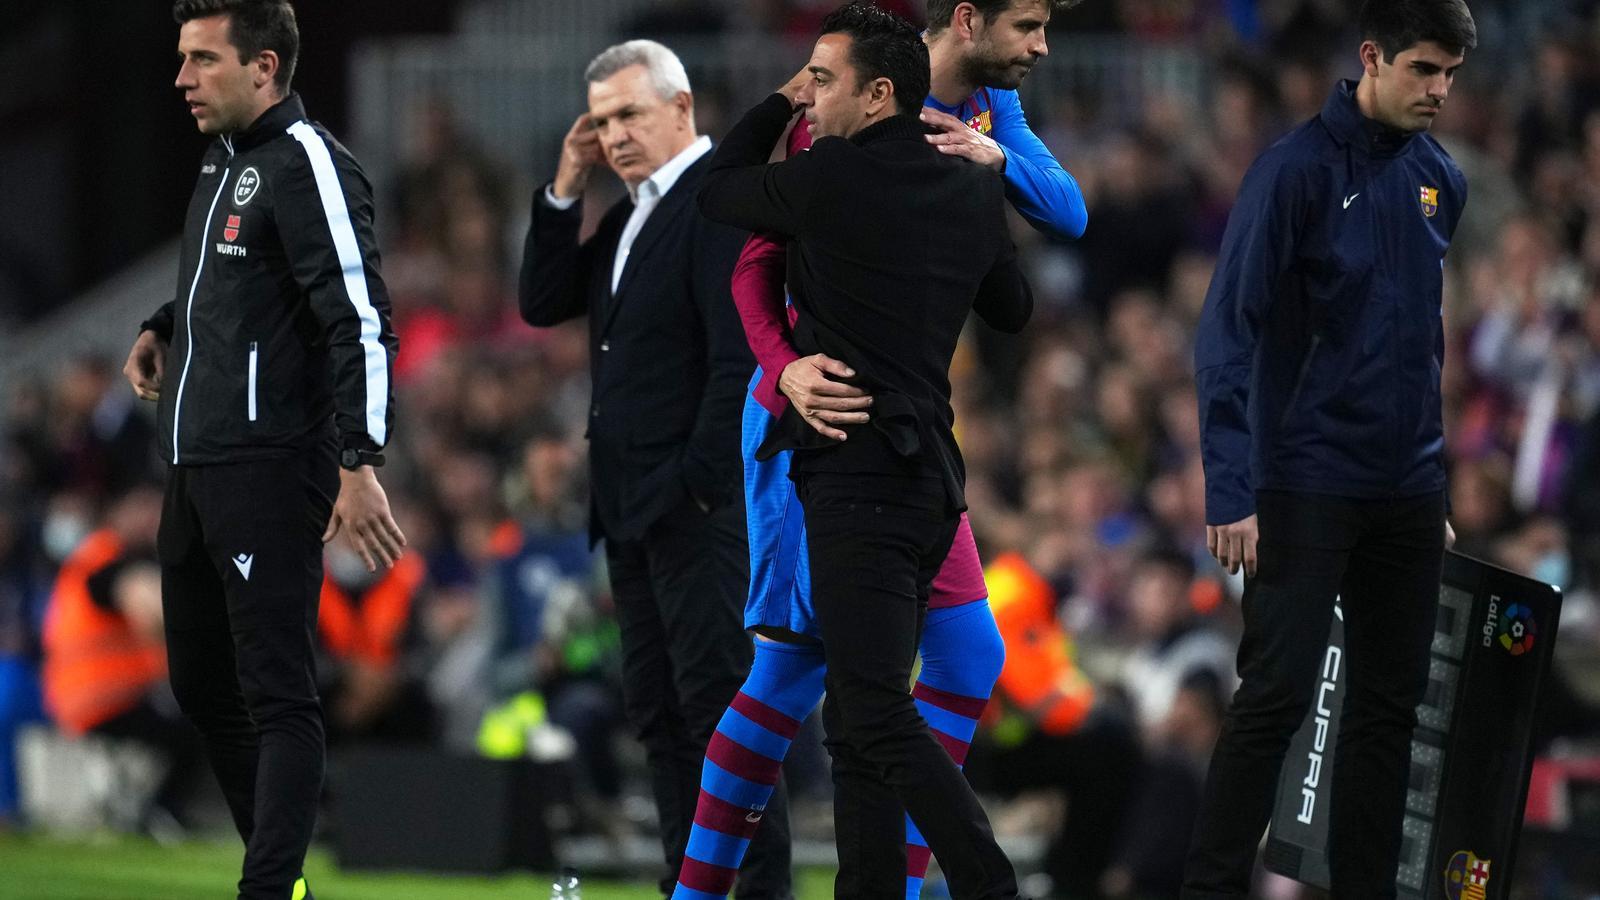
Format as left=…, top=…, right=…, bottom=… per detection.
left=1443, top=850, right=1490, bottom=900
left=965, top=109, right=993, bottom=135
left=1420, top=185, right=1440, bottom=218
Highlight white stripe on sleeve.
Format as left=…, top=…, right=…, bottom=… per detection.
left=287, top=120, right=389, bottom=446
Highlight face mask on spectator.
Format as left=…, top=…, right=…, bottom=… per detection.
left=1532, top=550, right=1569, bottom=590
left=327, top=544, right=384, bottom=592
left=42, top=509, right=91, bottom=563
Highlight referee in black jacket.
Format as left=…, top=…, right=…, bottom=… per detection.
left=122, top=3, right=403, bottom=898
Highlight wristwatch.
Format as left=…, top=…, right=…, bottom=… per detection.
left=340, top=447, right=385, bottom=471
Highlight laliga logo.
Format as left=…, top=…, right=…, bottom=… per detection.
left=1497, top=603, right=1536, bottom=656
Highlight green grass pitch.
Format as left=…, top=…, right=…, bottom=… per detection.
left=0, top=835, right=838, bottom=899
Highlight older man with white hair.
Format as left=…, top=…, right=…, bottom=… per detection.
left=517, top=40, right=782, bottom=898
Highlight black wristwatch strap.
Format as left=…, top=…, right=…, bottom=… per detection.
left=340, top=447, right=385, bottom=470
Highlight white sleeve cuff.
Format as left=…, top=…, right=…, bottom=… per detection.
left=544, top=185, right=580, bottom=210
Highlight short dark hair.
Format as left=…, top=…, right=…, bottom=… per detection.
left=925, top=0, right=1084, bottom=35
left=1137, top=544, right=1196, bottom=583
left=819, top=2, right=930, bottom=118
left=173, top=0, right=299, bottom=94
left=1358, top=0, right=1477, bottom=62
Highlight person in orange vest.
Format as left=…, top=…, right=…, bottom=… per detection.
left=971, top=550, right=1142, bottom=899
left=41, top=484, right=202, bottom=833
left=316, top=545, right=433, bottom=743
left=985, top=550, right=1095, bottom=737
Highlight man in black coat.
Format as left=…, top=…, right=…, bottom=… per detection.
left=698, top=5, right=1030, bottom=897
left=516, top=39, right=783, bottom=899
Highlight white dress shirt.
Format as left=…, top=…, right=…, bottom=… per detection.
left=544, top=135, right=713, bottom=294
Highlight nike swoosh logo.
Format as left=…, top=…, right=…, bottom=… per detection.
left=232, top=553, right=254, bottom=581
left=1343, top=193, right=1360, bottom=209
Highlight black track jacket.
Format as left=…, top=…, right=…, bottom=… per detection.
left=140, top=93, right=397, bottom=466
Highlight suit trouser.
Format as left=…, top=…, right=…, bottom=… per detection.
left=606, top=497, right=792, bottom=899
left=159, top=448, right=336, bottom=900
left=1182, top=489, right=1445, bottom=899
left=800, top=472, right=1017, bottom=900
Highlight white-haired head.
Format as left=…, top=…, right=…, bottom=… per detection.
left=585, top=39, right=692, bottom=102
left=582, top=39, right=700, bottom=188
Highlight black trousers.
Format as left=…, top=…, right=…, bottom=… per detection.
left=1182, top=490, right=1445, bottom=899
left=605, top=497, right=791, bottom=899
left=800, top=472, right=1017, bottom=900
left=159, top=448, right=336, bottom=900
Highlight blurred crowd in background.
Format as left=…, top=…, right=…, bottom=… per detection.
left=4, top=0, right=1600, bottom=896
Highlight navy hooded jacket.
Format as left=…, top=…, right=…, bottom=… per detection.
left=1195, top=80, right=1467, bottom=525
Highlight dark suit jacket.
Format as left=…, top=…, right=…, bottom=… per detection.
left=698, top=94, right=1031, bottom=510
left=519, top=152, right=754, bottom=545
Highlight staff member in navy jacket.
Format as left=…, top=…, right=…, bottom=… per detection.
left=1185, top=1, right=1475, bottom=897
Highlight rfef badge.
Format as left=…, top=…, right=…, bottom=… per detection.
left=1444, top=850, right=1491, bottom=900
left=1421, top=185, right=1440, bottom=218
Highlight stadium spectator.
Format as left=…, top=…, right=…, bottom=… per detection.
left=1102, top=672, right=1229, bottom=900
left=316, top=548, right=434, bottom=744
left=485, top=427, right=622, bottom=806
left=45, top=356, right=163, bottom=501
left=40, top=484, right=203, bottom=834
left=1114, top=547, right=1236, bottom=737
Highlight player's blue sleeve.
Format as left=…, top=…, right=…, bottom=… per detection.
left=990, top=90, right=1088, bottom=241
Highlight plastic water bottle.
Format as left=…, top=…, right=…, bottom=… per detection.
left=550, top=866, right=581, bottom=899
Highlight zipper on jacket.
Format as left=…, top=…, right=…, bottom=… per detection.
left=170, top=165, right=232, bottom=464
left=247, top=341, right=259, bottom=422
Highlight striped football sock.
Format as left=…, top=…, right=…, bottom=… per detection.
left=673, top=640, right=826, bottom=899
left=905, top=599, right=1005, bottom=898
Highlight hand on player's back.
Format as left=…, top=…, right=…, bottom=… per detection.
left=778, top=353, right=872, bottom=442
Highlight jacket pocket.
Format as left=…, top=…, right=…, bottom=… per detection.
left=247, top=341, right=259, bottom=422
